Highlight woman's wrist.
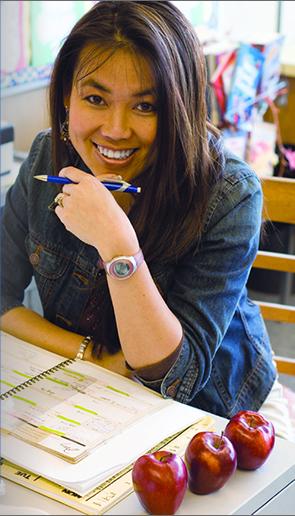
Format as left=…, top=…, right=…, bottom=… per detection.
left=95, top=226, right=139, bottom=263
left=98, top=242, right=140, bottom=263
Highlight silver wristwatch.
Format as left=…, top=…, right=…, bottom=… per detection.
left=99, top=249, right=144, bottom=279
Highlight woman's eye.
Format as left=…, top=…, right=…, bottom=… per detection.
left=136, top=102, right=156, bottom=113
left=86, top=95, right=104, bottom=105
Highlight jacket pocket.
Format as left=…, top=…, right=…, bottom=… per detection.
left=25, top=234, right=71, bottom=309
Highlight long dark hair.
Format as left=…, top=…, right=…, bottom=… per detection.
left=49, top=0, right=223, bottom=265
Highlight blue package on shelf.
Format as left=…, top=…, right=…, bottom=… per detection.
left=224, top=44, right=265, bottom=130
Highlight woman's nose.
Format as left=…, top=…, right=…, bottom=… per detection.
left=100, top=107, right=132, bottom=140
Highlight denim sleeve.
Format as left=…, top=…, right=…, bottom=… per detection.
left=135, top=171, right=263, bottom=404
left=0, top=134, right=44, bottom=315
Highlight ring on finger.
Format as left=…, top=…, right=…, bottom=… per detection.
left=54, top=193, right=65, bottom=208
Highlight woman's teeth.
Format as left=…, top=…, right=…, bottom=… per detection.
left=96, top=144, right=135, bottom=160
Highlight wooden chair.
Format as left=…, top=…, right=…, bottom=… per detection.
left=252, top=176, right=295, bottom=376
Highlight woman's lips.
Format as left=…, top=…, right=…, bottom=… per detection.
left=94, top=142, right=137, bottom=163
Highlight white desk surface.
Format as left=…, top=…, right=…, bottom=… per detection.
left=1, top=412, right=294, bottom=515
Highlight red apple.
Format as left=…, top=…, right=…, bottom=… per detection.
left=184, top=431, right=237, bottom=495
left=131, top=450, right=188, bottom=515
left=224, top=410, right=275, bottom=470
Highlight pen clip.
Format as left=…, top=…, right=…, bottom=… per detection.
left=104, top=179, right=133, bottom=192
left=104, top=179, right=131, bottom=186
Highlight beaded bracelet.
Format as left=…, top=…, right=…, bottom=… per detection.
left=75, top=335, right=92, bottom=360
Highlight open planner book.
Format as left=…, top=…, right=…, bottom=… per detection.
left=0, top=331, right=168, bottom=463
left=0, top=331, right=210, bottom=495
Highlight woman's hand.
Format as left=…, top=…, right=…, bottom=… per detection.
left=55, top=166, right=139, bottom=260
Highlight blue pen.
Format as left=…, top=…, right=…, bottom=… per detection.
left=34, top=175, right=141, bottom=194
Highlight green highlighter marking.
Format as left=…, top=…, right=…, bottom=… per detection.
left=74, top=405, right=98, bottom=415
left=38, top=426, right=65, bottom=436
left=57, top=415, right=80, bottom=425
left=13, top=395, right=37, bottom=406
left=63, top=368, right=86, bottom=379
left=1, top=380, right=15, bottom=387
left=106, top=385, right=129, bottom=396
left=46, top=377, right=69, bottom=387
left=12, top=370, right=32, bottom=379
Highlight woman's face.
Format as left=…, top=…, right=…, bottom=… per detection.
left=67, top=47, right=158, bottom=183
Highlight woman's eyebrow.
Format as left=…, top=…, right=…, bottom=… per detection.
left=80, top=78, right=156, bottom=97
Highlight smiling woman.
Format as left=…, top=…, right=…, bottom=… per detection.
left=1, top=0, right=293, bottom=441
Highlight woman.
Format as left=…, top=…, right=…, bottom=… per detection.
left=1, top=0, right=293, bottom=440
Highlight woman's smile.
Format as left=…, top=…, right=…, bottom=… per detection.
left=93, top=142, right=138, bottom=165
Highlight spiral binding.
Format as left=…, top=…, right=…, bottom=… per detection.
left=0, top=357, right=75, bottom=400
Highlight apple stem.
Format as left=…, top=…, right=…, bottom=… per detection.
left=159, top=453, right=172, bottom=462
left=216, top=431, right=224, bottom=449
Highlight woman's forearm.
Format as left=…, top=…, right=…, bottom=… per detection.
left=0, top=306, right=87, bottom=359
left=0, top=306, right=130, bottom=376
left=107, top=261, right=183, bottom=369
left=52, top=168, right=182, bottom=369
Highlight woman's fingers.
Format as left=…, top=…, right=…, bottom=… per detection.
left=59, top=166, right=122, bottom=183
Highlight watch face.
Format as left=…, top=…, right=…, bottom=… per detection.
left=108, top=258, right=136, bottom=278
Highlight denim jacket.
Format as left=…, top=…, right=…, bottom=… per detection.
left=1, top=130, right=276, bottom=419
